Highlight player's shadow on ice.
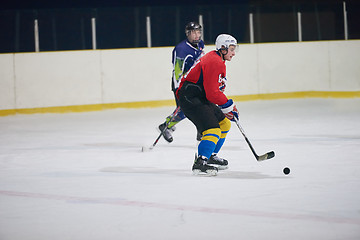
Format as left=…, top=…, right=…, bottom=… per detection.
left=216, top=171, right=286, bottom=179
left=100, top=167, right=285, bottom=179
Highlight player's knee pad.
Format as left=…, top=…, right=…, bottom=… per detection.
left=219, top=118, right=231, bottom=138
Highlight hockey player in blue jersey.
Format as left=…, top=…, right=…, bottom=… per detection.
left=158, top=22, right=205, bottom=143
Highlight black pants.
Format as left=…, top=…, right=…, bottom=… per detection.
left=177, top=82, right=225, bottom=133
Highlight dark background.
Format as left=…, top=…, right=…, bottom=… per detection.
left=0, top=0, right=359, bottom=53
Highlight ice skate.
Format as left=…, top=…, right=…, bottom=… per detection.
left=158, top=122, right=174, bottom=143
left=192, top=155, right=218, bottom=176
left=207, top=154, right=229, bottom=170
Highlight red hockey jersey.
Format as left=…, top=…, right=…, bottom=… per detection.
left=178, top=50, right=229, bottom=106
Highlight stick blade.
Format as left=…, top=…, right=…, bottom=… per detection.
left=141, top=146, right=153, bottom=152
left=257, top=151, right=275, bottom=161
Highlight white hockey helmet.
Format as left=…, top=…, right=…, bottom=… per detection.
left=215, top=34, right=237, bottom=51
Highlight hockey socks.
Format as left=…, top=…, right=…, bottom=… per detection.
left=198, top=128, right=221, bottom=159
left=213, top=118, right=231, bottom=154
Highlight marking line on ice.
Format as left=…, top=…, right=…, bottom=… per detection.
left=1, top=190, right=359, bottom=226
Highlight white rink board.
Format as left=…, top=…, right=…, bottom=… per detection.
left=100, top=48, right=173, bottom=103
left=257, top=41, right=331, bottom=93
left=13, top=51, right=103, bottom=109
left=225, top=43, right=260, bottom=96
left=0, top=54, right=15, bottom=109
left=0, top=40, right=359, bottom=111
left=329, top=41, right=360, bottom=91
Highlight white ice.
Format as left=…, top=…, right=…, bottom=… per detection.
left=0, top=98, right=360, bottom=240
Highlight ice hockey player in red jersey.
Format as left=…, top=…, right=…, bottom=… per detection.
left=177, top=34, right=239, bottom=175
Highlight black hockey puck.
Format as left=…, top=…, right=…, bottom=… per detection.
left=283, top=167, right=290, bottom=175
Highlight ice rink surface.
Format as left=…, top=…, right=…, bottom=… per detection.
left=0, top=98, right=360, bottom=240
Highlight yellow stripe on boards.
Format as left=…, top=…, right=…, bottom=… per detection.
left=231, top=91, right=360, bottom=102
left=0, top=100, right=175, bottom=116
left=1, top=91, right=359, bottom=117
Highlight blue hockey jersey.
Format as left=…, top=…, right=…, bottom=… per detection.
left=171, top=39, right=205, bottom=91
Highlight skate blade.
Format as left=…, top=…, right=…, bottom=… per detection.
left=192, top=169, right=218, bottom=176
left=208, top=164, right=228, bottom=170
left=206, top=169, right=218, bottom=176
left=217, top=165, right=228, bottom=170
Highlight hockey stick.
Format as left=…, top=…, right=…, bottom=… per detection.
left=142, top=106, right=181, bottom=152
left=235, top=119, right=275, bottom=161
